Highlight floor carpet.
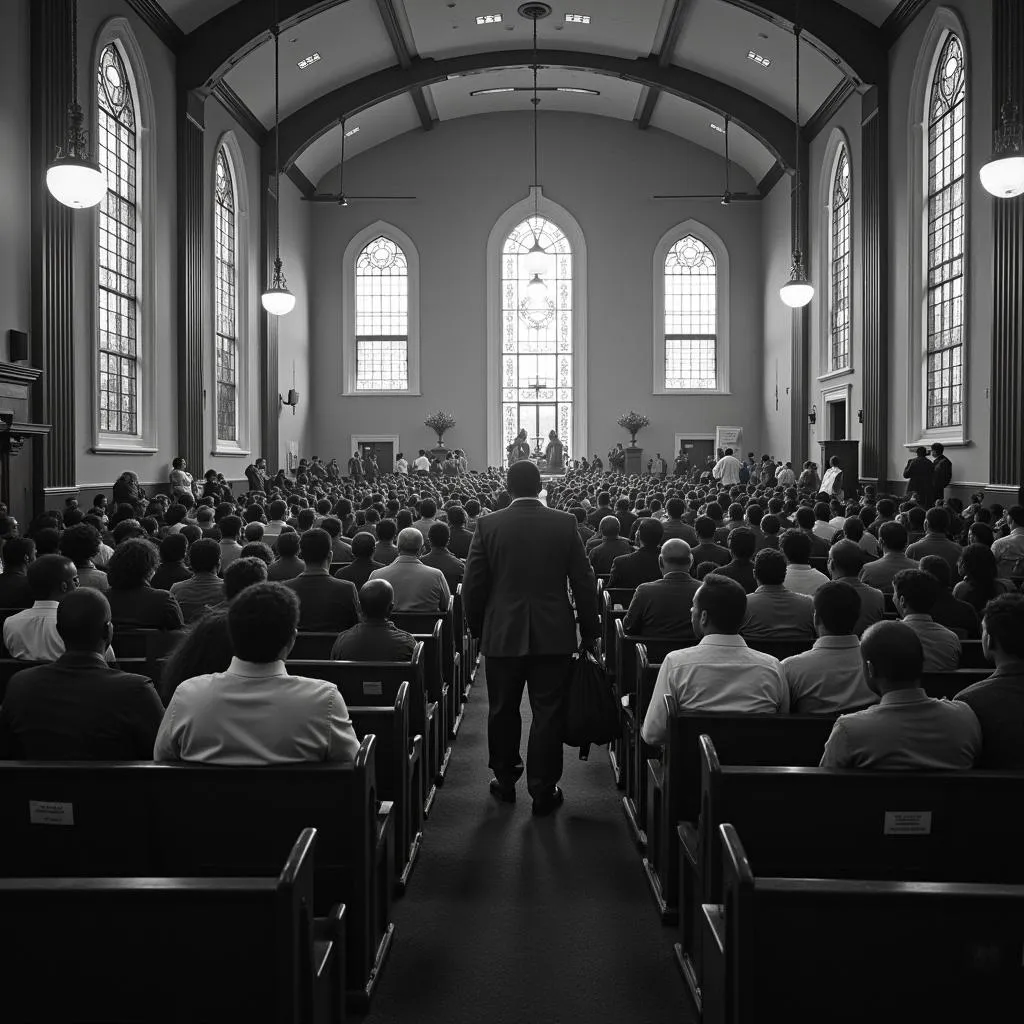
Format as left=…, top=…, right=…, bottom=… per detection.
left=360, top=659, right=696, bottom=1024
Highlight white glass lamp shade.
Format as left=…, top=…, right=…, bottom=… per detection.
left=524, top=239, right=549, bottom=279
left=980, top=154, right=1024, bottom=198
left=779, top=255, right=814, bottom=308
left=46, top=156, right=106, bottom=209
left=525, top=272, right=548, bottom=305
left=261, top=285, right=296, bottom=316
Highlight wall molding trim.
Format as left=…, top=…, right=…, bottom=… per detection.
left=125, top=0, right=184, bottom=52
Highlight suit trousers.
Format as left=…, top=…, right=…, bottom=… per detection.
left=485, top=654, right=571, bottom=799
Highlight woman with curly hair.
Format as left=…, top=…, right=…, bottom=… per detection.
left=953, top=543, right=1017, bottom=616
left=105, top=538, right=184, bottom=631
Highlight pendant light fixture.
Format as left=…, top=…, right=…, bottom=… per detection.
left=46, top=0, right=106, bottom=209
left=262, top=5, right=296, bottom=317
left=980, top=0, right=1024, bottom=198
left=779, top=20, right=814, bottom=309
left=521, top=3, right=551, bottom=299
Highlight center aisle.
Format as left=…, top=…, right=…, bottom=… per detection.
left=361, top=662, right=695, bottom=1024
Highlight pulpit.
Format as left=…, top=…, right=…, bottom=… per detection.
left=624, top=446, right=643, bottom=476
left=0, top=362, right=51, bottom=521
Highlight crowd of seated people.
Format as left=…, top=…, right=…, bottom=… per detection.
left=0, top=448, right=1020, bottom=776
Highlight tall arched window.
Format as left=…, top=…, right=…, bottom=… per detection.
left=829, top=146, right=852, bottom=372
left=925, top=32, right=966, bottom=430
left=355, top=236, right=409, bottom=391
left=500, top=216, right=574, bottom=460
left=96, top=42, right=140, bottom=436
left=214, top=148, right=238, bottom=442
left=664, top=235, right=717, bottom=389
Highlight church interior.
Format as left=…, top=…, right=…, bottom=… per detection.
left=2, top=0, right=1024, bottom=1020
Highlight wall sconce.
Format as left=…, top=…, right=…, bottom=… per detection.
left=857, top=408, right=864, bottom=423
left=279, top=388, right=300, bottom=415
left=807, top=404, right=817, bottom=426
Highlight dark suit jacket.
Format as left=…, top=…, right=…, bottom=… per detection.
left=715, top=558, right=758, bottom=593
left=0, top=571, right=33, bottom=609
left=334, top=558, right=384, bottom=591
left=0, top=652, right=164, bottom=759
left=462, top=499, right=599, bottom=657
left=589, top=538, right=633, bottom=575
left=622, top=572, right=700, bottom=638
left=106, top=585, right=184, bottom=631
left=660, top=520, right=699, bottom=546
left=420, top=548, right=465, bottom=590
left=608, top=547, right=663, bottom=589
left=931, top=590, right=981, bottom=639
left=151, top=562, right=192, bottom=592
left=330, top=620, right=417, bottom=662
left=690, top=541, right=731, bottom=567
left=285, top=571, right=361, bottom=632
left=447, top=526, right=474, bottom=560
left=586, top=506, right=613, bottom=529
left=903, top=455, right=934, bottom=504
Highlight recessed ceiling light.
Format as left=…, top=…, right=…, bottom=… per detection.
left=747, top=50, right=771, bottom=68
left=296, top=52, right=321, bottom=69
left=344, top=126, right=360, bottom=137
left=476, top=14, right=502, bottom=25
left=565, top=13, right=591, bottom=23
left=710, top=122, right=726, bottom=133
left=470, top=87, right=516, bottom=95
left=556, top=87, right=600, bottom=95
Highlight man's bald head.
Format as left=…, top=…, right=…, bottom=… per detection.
left=56, top=588, right=112, bottom=652
left=860, top=620, right=924, bottom=693
left=397, top=527, right=424, bottom=555
left=660, top=539, right=693, bottom=571
left=360, top=579, right=395, bottom=620
left=599, top=515, right=621, bottom=538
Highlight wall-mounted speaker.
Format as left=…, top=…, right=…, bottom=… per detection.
left=8, top=330, right=29, bottom=363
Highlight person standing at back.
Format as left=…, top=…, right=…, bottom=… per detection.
left=462, top=461, right=599, bottom=816
left=712, top=448, right=742, bottom=488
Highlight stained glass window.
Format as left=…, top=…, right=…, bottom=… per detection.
left=214, top=148, right=238, bottom=442
left=355, top=236, right=409, bottom=391
left=97, top=43, right=139, bottom=435
left=500, top=216, right=573, bottom=461
left=830, top=147, right=852, bottom=372
left=925, top=33, right=966, bottom=429
left=664, top=235, right=717, bottom=389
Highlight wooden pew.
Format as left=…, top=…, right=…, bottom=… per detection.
left=701, top=823, right=1024, bottom=1024
left=0, top=828, right=345, bottom=1024
left=601, top=587, right=633, bottom=671
left=742, top=637, right=812, bottom=660
left=451, top=585, right=471, bottom=699
left=959, top=639, right=986, bottom=667
left=680, top=738, right=1024, bottom=1014
left=393, top=599, right=461, bottom=741
left=404, top=622, right=450, bottom=787
left=291, top=632, right=338, bottom=660
left=110, top=627, right=181, bottom=663
left=644, top=705, right=835, bottom=925
left=922, top=668, right=990, bottom=698
left=0, top=737, right=393, bottom=1010
left=288, top=647, right=437, bottom=819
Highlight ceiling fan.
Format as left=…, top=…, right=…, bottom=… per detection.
left=302, top=118, right=416, bottom=206
left=653, top=116, right=761, bottom=205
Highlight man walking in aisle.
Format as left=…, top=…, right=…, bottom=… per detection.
left=462, top=460, right=599, bottom=815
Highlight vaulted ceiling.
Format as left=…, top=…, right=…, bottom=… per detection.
left=160, top=0, right=906, bottom=189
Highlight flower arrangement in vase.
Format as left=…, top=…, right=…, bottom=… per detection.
left=616, top=410, right=650, bottom=447
left=424, top=411, right=457, bottom=447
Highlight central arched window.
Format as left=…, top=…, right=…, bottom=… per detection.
left=500, top=215, right=574, bottom=460
left=925, top=31, right=966, bottom=430
left=356, top=236, right=409, bottom=391
left=214, top=148, right=238, bottom=442
left=96, top=42, right=139, bottom=436
left=829, top=146, right=852, bottom=372
left=664, top=235, right=717, bottom=389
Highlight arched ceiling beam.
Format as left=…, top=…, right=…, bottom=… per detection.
left=178, top=0, right=884, bottom=96
left=267, top=48, right=798, bottom=176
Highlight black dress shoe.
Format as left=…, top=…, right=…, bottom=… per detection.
left=531, top=786, right=564, bottom=817
left=489, top=779, right=516, bottom=804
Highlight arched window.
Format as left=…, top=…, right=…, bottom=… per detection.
left=829, top=146, right=852, bottom=373
left=664, top=235, right=717, bottom=389
left=214, top=147, right=238, bottom=442
left=500, top=215, right=574, bottom=460
left=355, top=236, right=409, bottom=391
left=925, top=32, right=966, bottom=430
left=96, top=42, right=140, bottom=436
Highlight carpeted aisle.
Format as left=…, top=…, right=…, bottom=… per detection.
left=361, top=661, right=695, bottom=1024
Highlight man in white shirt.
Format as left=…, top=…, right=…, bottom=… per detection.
left=641, top=575, right=788, bottom=745
left=812, top=502, right=839, bottom=544
left=991, top=505, right=1024, bottom=579
left=369, top=528, right=451, bottom=613
left=775, top=461, right=796, bottom=487
left=819, top=620, right=980, bottom=770
left=711, top=448, right=742, bottom=488
left=262, top=499, right=290, bottom=549
left=413, top=450, right=431, bottom=474
left=781, top=529, right=830, bottom=597
left=892, top=568, right=961, bottom=671
left=394, top=452, right=409, bottom=475
left=2, top=554, right=114, bottom=662
left=153, top=582, right=360, bottom=765
left=782, top=581, right=876, bottom=714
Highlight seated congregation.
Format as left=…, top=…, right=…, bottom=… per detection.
left=1, top=453, right=1023, bottom=1021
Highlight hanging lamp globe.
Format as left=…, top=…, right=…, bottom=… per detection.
left=262, top=256, right=296, bottom=316
left=524, top=236, right=549, bottom=278
left=47, top=102, right=106, bottom=209
left=779, top=253, right=814, bottom=308
left=525, top=272, right=548, bottom=305
left=980, top=100, right=1024, bottom=198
